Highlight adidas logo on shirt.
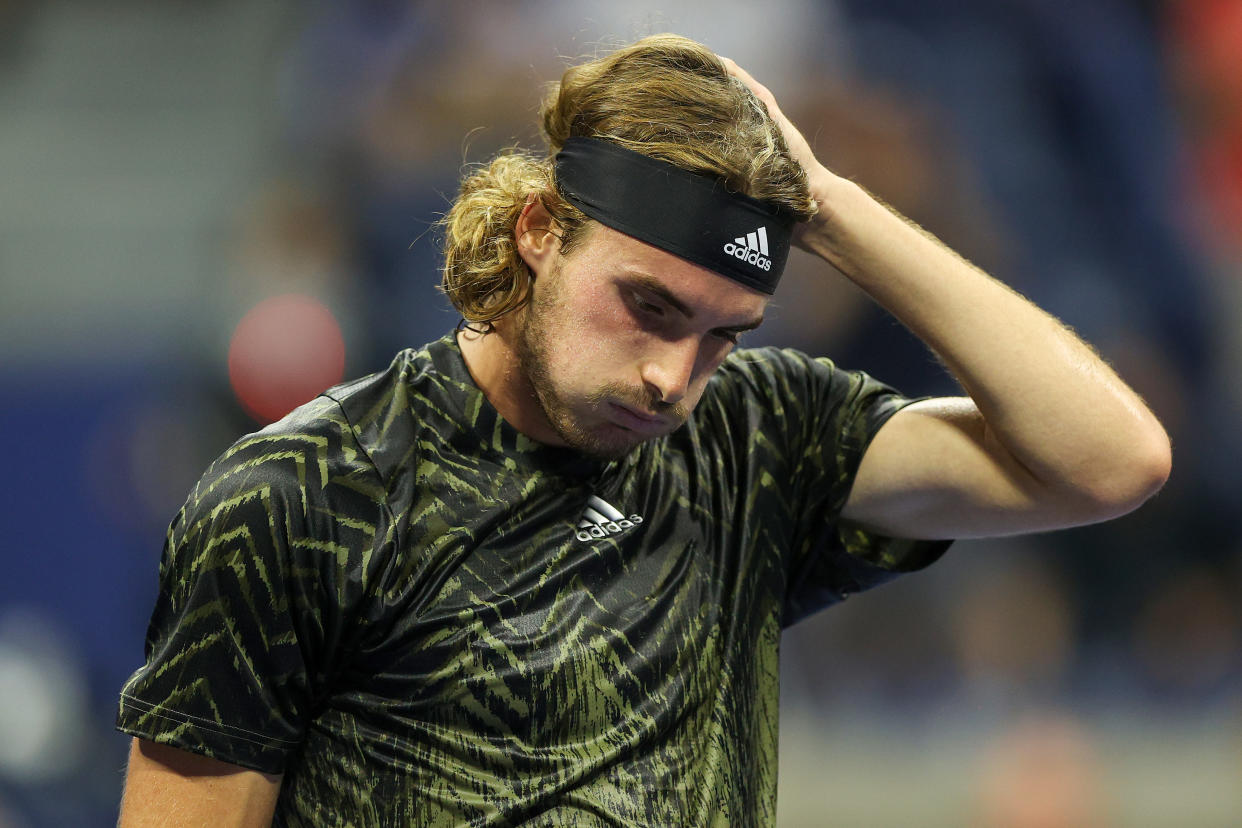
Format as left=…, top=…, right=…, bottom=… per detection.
left=722, top=226, right=773, bottom=271
left=575, top=495, right=643, bottom=542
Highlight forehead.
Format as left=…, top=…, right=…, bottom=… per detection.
left=568, top=222, right=769, bottom=317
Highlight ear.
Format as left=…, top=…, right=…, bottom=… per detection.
left=514, top=195, right=560, bottom=276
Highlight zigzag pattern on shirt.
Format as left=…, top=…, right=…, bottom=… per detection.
left=121, top=395, right=390, bottom=763
left=118, top=337, right=942, bottom=827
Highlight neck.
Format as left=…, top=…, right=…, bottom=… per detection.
left=456, top=323, right=566, bottom=447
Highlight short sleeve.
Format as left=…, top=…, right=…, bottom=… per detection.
left=116, top=397, right=389, bottom=773
left=714, top=348, right=951, bottom=626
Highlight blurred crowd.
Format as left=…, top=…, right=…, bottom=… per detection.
left=0, top=1, right=1239, bottom=825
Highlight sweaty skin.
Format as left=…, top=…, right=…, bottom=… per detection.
left=722, top=56, right=1170, bottom=540
left=459, top=213, right=765, bottom=461
left=118, top=55, right=1170, bottom=828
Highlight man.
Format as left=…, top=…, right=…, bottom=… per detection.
left=116, top=35, right=1170, bottom=826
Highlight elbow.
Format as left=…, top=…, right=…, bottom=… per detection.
left=1075, top=426, right=1172, bottom=520
left=1118, top=431, right=1172, bottom=507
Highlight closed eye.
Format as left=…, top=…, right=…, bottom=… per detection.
left=633, top=293, right=663, bottom=315
left=629, top=291, right=667, bottom=321
left=623, top=280, right=761, bottom=344
left=714, top=318, right=763, bottom=344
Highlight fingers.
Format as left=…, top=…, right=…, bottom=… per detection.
left=716, top=52, right=834, bottom=222
left=717, top=55, right=779, bottom=114
left=718, top=55, right=798, bottom=151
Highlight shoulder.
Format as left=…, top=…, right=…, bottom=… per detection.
left=318, top=343, right=464, bottom=486
left=181, top=367, right=403, bottom=553
left=203, top=396, right=372, bottom=500
left=161, top=390, right=394, bottom=604
left=704, top=345, right=852, bottom=410
left=694, top=345, right=915, bottom=458
left=678, top=347, right=834, bottom=460
left=714, top=345, right=908, bottom=405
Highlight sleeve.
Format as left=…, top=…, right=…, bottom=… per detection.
left=725, top=348, right=952, bottom=626
left=115, top=397, right=390, bottom=774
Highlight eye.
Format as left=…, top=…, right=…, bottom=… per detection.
left=631, top=292, right=664, bottom=318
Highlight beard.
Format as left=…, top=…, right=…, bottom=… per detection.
left=514, top=269, right=686, bottom=461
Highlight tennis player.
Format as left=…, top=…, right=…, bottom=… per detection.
left=116, top=34, right=1169, bottom=826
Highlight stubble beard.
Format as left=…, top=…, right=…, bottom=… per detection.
left=514, top=274, right=684, bottom=461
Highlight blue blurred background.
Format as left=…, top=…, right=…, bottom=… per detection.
left=1, top=1, right=1239, bottom=825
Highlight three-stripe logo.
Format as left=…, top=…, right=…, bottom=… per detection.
left=722, top=226, right=773, bottom=271
left=575, top=495, right=644, bottom=542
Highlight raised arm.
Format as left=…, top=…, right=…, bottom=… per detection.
left=119, top=738, right=282, bottom=828
left=723, top=57, right=1171, bottom=539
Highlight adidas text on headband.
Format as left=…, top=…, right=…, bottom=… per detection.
left=553, top=137, right=796, bottom=294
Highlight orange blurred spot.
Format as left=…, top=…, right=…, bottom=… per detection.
left=228, top=294, right=346, bottom=424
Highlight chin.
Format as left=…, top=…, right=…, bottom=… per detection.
left=568, top=433, right=644, bottom=461
left=558, top=421, right=651, bottom=461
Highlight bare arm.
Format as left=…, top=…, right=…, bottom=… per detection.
left=118, top=738, right=282, bottom=828
left=723, top=58, right=1171, bottom=539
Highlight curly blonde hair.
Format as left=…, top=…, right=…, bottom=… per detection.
left=439, top=34, right=816, bottom=327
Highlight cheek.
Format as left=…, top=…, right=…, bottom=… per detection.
left=697, top=340, right=733, bottom=373
left=539, top=293, right=634, bottom=384
left=687, top=357, right=720, bottom=399
left=567, top=292, right=646, bottom=360
left=684, top=343, right=732, bottom=401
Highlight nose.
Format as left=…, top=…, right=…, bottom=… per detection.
left=640, top=337, right=700, bottom=405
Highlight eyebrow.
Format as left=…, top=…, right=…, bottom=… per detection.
left=629, top=274, right=765, bottom=333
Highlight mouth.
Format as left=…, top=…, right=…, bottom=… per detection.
left=608, top=402, right=670, bottom=433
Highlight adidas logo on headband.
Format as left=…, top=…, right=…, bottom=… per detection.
left=723, top=226, right=773, bottom=272
left=554, top=137, right=795, bottom=294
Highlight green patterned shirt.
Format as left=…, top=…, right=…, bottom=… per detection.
left=117, top=334, right=948, bottom=826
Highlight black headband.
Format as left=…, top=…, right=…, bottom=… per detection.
left=553, top=137, right=795, bottom=294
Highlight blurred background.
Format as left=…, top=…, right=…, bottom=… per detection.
left=0, top=1, right=1239, bottom=825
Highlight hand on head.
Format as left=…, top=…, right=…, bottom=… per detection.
left=717, top=56, right=821, bottom=185
left=717, top=55, right=839, bottom=248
